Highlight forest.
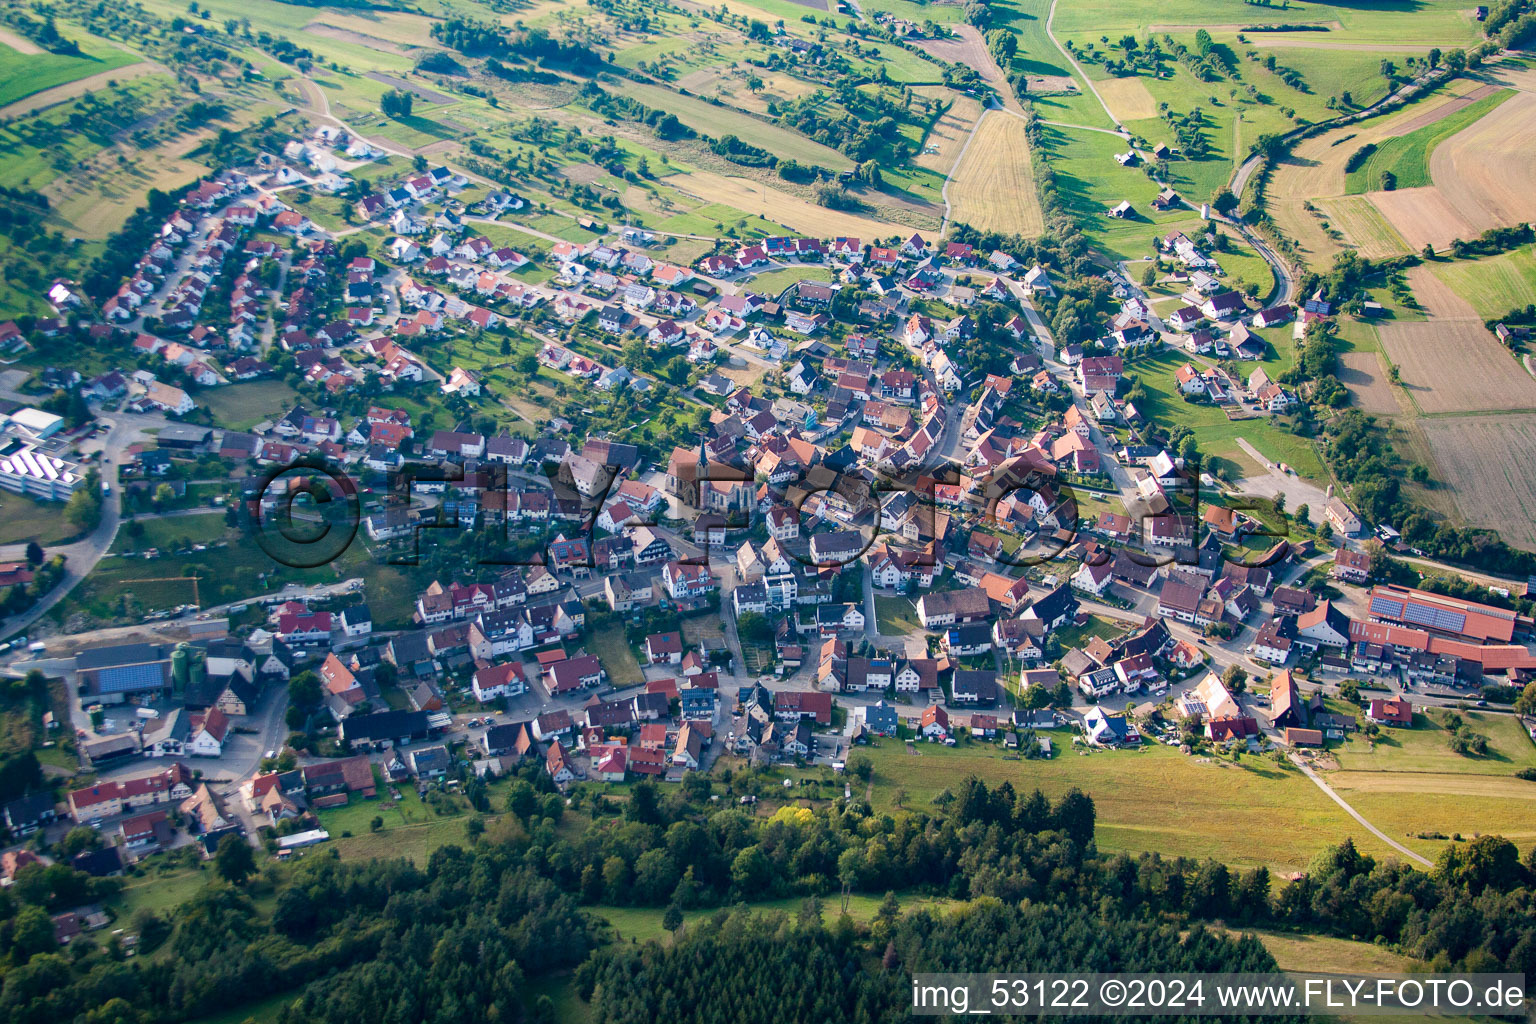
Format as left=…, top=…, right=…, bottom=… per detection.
left=4, top=775, right=1536, bottom=1024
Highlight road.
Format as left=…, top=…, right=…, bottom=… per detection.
left=0, top=411, right=181, bottom=642
left=1288, top=754, right=1433, bottom=867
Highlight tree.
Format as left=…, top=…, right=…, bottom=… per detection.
left=1294, top=503, right=1310, bottom=526
left=1212, top=188, right=1239, bottom=216
left=746, top=72, right=763, bottom=94
left=662, top=903, right=684, bottom=936
left=1514, top=680, right=1536, bottom=716
left=1379, top=169, right=1397, bottom=191
left=24, top=540, right=43, bottom=565
left=215, top=834, right=255, bottom=884
left=1141, top=263, right=1156, bottom=287
left=1427, top=47, right=1441, bottom=69
left=154, top=482, right=176, bottom=507
left=66, top=478, right=102, bottom=533
left=1379, top=59, right=1396, bottom=81
left=1339, top=679, right=1361, bottom=704
left=1222, top=664, right=1248, bottom=694
left=413, top=154, right=428, bottom=173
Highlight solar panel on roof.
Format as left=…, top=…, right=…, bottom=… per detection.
left=96, top=663, right=166, bottom=694
left=1370, top=596, right=1405, bottom=618
left=1401, top=602, right=1466, bottom=633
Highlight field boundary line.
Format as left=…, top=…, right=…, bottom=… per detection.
left=939, top=103, right=993, bottom=236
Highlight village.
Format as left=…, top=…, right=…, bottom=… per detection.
left=1, top=120, right=1534, bottom=889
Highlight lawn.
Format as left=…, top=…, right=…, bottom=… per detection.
left=1344, top=90, right=1514, bottom=194
left=861, top=739, right=1392, bottom=871
left=739, top=265, right=833, bottom=299
left=113, top=512, right=232, bottom=554
left=586, top=623, right=644, bottom=686
left=873, top=594, right=920, bottom=635
left=1330, top=709, right=1536, bottom=776
left=315, top=780, right=473, bottom=834
left=0, top=491, right=85, bottom=546
left=199, top=380, right=303, bottom=431
left=107, top=863, right=214, bottom=920
left=327, top=814, right=479, bottom=863
left=1430, top=246, right=1536, bottom=320
left=1123, top=348, right=1328, bottom=480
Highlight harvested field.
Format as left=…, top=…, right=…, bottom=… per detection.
left=0, top=27, right=42, bottom=55
left=1313, top=195, right=1409, bottom=259
left=1419, top=415, right=1536, bottom=551
left=304, top=24, right=410, bottom=56
left=913, top=91, right=982, bottom=176
left=1344, top=89, right=1511, bottom=194
left=779, top=0, right=826, bottom=7
left=1389, top=82, right=1500, bottom=135
left=0, top=61, right=156, bottom=118
left=911, top=25, right=1022, bottom=113
left=1096, top=76, right=1158, bottom=121
left=305, top=11, right=436, bottom=47
left=1265, top=76, right=1487, bottom=264
left=1368, top=185, right=1480, bottom=253
left=363, top=72, right=452, bottom=104
left=1378, top=267, right=1536, bottom=414
left=662, top=169, right=924, bottom=237
left=1429, top=89, right=1536, bottom=241
left=945, top=110, right=1045, bottom=238
left=1337, top=350, right=1402, bottom=414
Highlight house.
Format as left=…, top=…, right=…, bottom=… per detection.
left=919, top=704, right=950, bottom=739
left=1296, top=600, right=1351, bottom=648
left=472, top=662, right=526, bottom=702
left=188, top=708, right=230, bottom=757
left=1084, top=706, right=1138, bottom=746
left=1324, top=497, right=1363, bottom=537
left=1169, top=306, right=1203, bottom=331
left=1367, top=696, right=1413, bottom=726
left=1202, top=291, right=1246, bottom=321
left=1333, top=548, right=1371, bottom=584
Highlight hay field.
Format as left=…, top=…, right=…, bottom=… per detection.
left=862, top=740, right=1401, bottom=872
left=617, top=81, right=853, bottom=169
left=1337, top=350, right=1402, bottom=414
left=1430, top=245, right=1536, bottom=319
left=945, top=111, right=1045, bottom=238
left=1313, top=195, right=1410, bottom=259
left=1096, top=76, right=1158, bottom=121
left=913, top=88, right=982, bottom=176
left=1419, top=414, right=1536, bottom=551
left=1343, top=88, right=1510, bottom=192
left=661, top=168, right=923, bottom=236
